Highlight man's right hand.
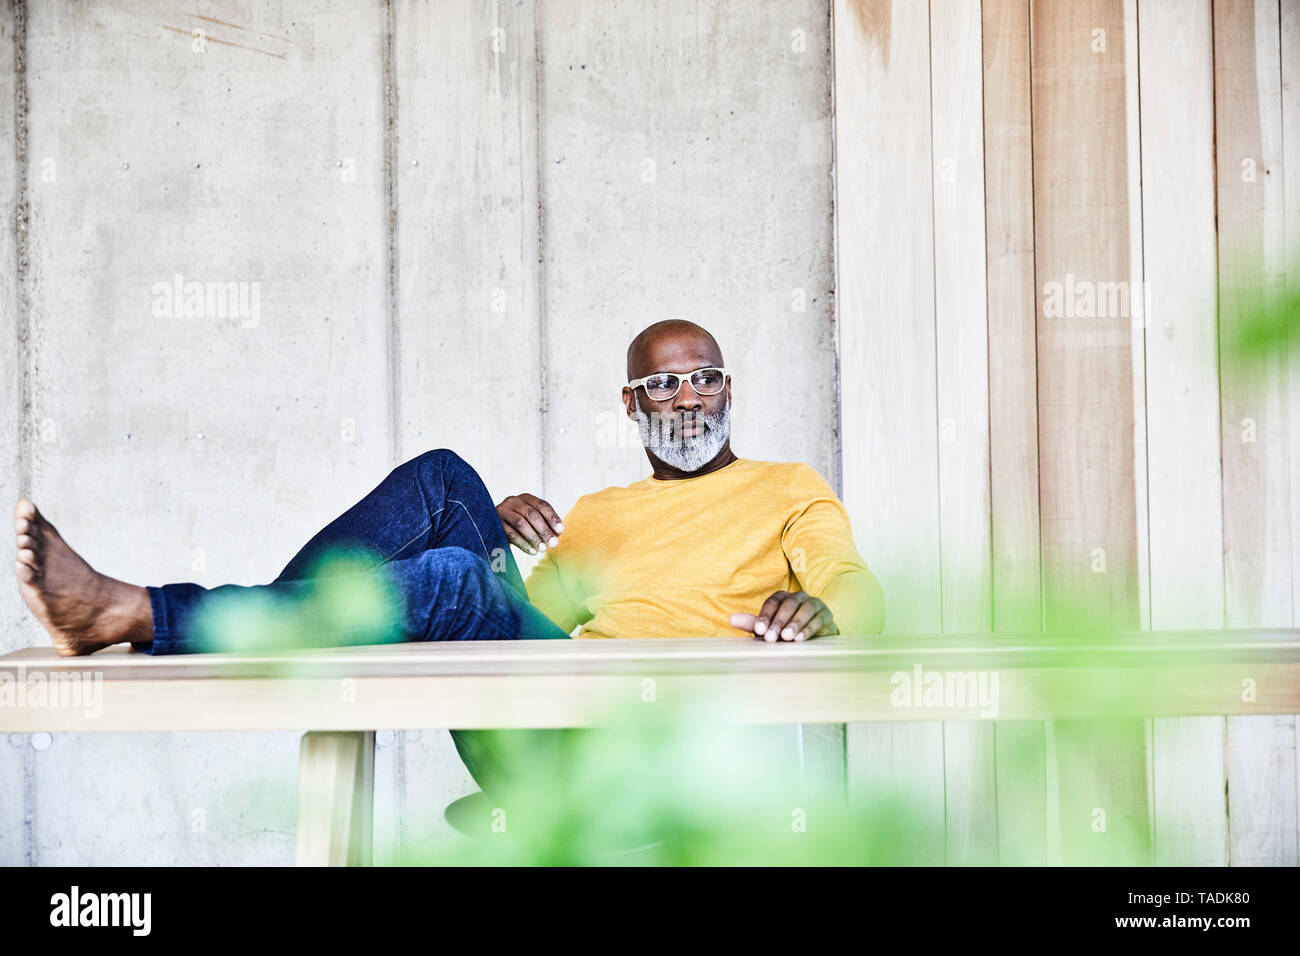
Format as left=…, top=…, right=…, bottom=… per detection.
left=496, top=493, right=565, bottom=555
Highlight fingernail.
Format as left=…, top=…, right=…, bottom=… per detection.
left=782, top=627, right=794, bottom=639
left=555, top=522, right=565, bottom=532
left=537, top=542, right=546, bottom=551
left=548, top=537, right=559, bottom=548
left=795, top=631, right=807, bottom=641
left=754, top=621, right=766, bottom=634
left=765, top=632, right=777, bottom=643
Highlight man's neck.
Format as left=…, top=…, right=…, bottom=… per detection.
left=647, top=444, right=738, bottom=481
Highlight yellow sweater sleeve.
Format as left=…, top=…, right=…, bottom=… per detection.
left=781, top=465, right=886, bottom=635
left=523, top=549, right=584, bottom=634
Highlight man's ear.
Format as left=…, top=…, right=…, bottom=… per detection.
left=622, top=386, right=636, bottom=419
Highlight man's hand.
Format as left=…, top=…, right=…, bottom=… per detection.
left=730, top=590, right=838, bottom=642
left=496, top=493, right=565, bottom=555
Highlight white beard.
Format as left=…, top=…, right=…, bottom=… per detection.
left=633, top=393, right=731, bottom=472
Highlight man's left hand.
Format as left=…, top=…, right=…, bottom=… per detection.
left=729, top=590, right=837, bottom=642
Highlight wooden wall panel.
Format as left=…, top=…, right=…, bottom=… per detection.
left=834, top=0, right=946, bottom=864
left=930, top=0, right=997, bottom=866
left=982, top=0, right=1047, bottom=866
left=1030, top=0, right=1149, bottom=865
left=1215, top=0, right=1300, bottom=867
left=1285, top=0, right=1300, bottom=869
left=838, top=0, right=1300, bottom=868
left=1137, top=0, right=1228, bottom=866
left=1030, top=7, right=1139, bottom=629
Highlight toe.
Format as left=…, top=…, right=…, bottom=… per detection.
left=14, top=499, right=36, bottom=522
left=14, top=516, right=29, bottom=535
left=17, top=548, right=38, bottom=569
left=14, top=559, right=35, bottom=583
left=16, top=534, right=33, bottom=550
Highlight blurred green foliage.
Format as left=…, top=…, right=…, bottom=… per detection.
left=401, top=715, right=941, bottom=866
left=191, top=520, right=1246, bottom=865
left=1218, top=262, right=1299, bottom=371
left=192, top=547, right=403, bottom=655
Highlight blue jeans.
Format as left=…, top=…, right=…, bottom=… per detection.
left=139, top=448, right=571, bottom=792
left=142, top=448, right=570, bottom=653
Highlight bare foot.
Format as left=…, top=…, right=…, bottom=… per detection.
left=13, top=499, right=153, bottom=656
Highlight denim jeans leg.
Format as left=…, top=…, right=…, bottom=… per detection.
left=146, top=546, right=548, bottom=654
left=140, top=449, right=568, bottom=653
left=274, top=448, right=529, bottom=596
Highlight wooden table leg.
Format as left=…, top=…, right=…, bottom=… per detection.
left=295, top=731, right=375, bottom=866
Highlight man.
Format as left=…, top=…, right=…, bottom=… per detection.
left=13, top=319, right=882, bottom=657
left=500, top=318, right=884, bottom=642
left=13, top=318, right=884, bottom=801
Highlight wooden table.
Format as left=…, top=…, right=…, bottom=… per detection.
left=2, top=630, right=1298, bottom=865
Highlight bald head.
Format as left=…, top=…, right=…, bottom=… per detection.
left=626, top=319, right=724, bottom=380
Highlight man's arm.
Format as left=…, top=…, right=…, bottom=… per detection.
left=496, top=492, right=585, bottom=633
left=782, top=465, right=885, bottom=635
left=522, top=550, right=584, bottom=634
left=497, top=493, right=565, bottom=555
left=730, top=465, right=885, bottom=641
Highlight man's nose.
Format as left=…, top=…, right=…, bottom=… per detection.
left=673, top=381, right=704, bottom=411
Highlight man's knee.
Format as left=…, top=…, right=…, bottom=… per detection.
left=409, top=547, right=519, bottom=639
left=413, top=447, right=469, bottom=472
left=415, top=546, right=495, bottom=594
left=406, top=448, right=488, bottom=491
left=387, top=447, right=463, bottom=475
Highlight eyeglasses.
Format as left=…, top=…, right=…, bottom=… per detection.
left=627, top=366, right=730, bottom=402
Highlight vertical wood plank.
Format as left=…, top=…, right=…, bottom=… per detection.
left=931, top=1, right=992, bottom=640
left=1137, top=0, right=1228, bottom=866
left=982, top=0, right=1047, bottom=866
left=1030, top=0, right=1150, bottom=865
left=1284, top=0, right=1300, bottom=868
left=984, top=2, right=1042, bottom=636
left=1138, top=0, right=1227, bottom=868
left=835, top=0, right=946, bottom=864
left=943, top=721, right=998, bottom=864
left=1215, top=0, right=1300, bottom=867
left=930, top=0, right=997, bottom=866
left=1124, top=0, right=1152, bottom=646
left=1226, top=716, right=1298, bottom=865
left=1031, top=7, right=1140, bottom=630
left=834, top=1, right=940, bottom=636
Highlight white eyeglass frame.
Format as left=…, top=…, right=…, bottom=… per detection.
left=627, top=366, right=731, bottom=401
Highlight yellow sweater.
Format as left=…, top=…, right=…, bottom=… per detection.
left=523, top=458, right=885, bottom=638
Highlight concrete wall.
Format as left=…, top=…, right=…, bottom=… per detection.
left=1, top=0, right=837, bottom=864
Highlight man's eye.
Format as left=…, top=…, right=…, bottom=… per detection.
left=694, top=371, right=724, bottom=388
left=645, top=377, right=675, bottom=391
